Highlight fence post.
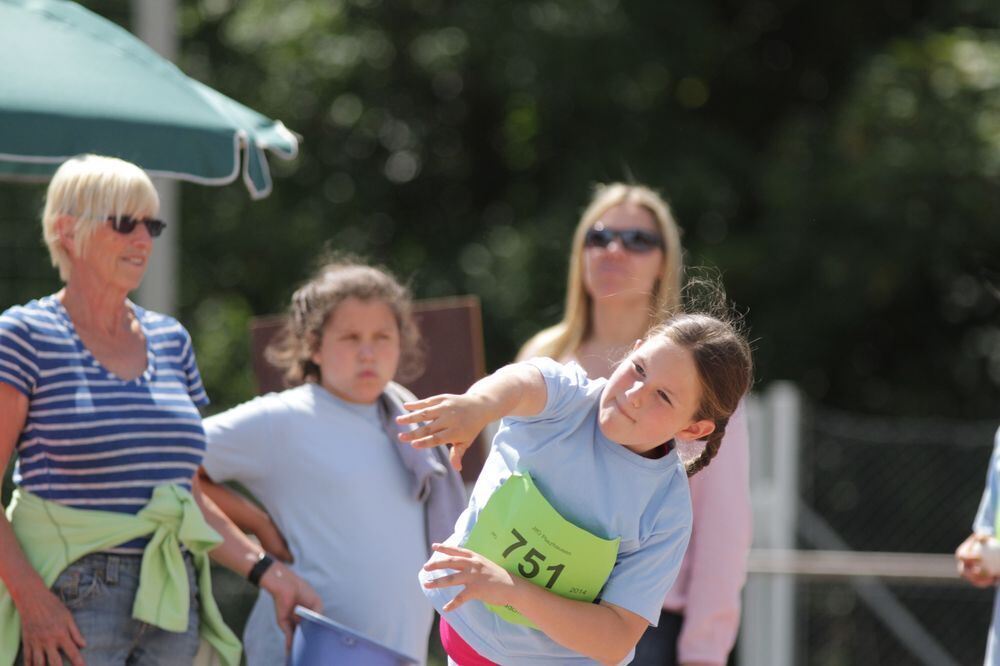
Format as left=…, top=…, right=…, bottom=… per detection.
left=740, top=382, right=801, bottom=666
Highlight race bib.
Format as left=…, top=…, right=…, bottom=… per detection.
left=463, top=472, right=620, bottom=628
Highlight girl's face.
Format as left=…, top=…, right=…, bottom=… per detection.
left=312, top=297, right=401, bottom=404
left=598, top=336, right=715, bottom=454
left=581, top=203, right=664, bottom=304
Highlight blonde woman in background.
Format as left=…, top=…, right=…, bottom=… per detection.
left=518, top=182, right=752, bottom=666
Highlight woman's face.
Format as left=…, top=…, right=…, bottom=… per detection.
left=312, top=297, right=402, bottom=404
left=60, top=213, right=153, bottom=293
left=597, top=336, right=714, bottom=454
left=66, top=213, right=156, bottom=293
left=581, top=203, right=664, bottom=305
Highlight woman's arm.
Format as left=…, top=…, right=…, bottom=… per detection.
left=397, top=362, right=548, bottom=470
left=191, top=475, right=320, bottom=650
left=424, top=544, right=646, bottom=665
left=196, top=467, right=293, bottom=562
left=0, top=384, right=86, bottom=666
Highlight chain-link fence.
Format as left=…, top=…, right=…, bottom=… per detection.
left=795, top=580, right=991, bottom=666
left=744, top=391, right=999, bottom=665
left=803, top=406, right=996, bottom=555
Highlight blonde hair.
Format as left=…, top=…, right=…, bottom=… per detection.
left=42, top=155, right=159, bottom=281
left=651, top=313, right=752, bottom=477
left=267, top=258, right=425, bottom=387
left=518, top=182, right=683, bottom=361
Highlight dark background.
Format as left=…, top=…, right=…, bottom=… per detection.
left=6, top=0, right=1000, bottom=419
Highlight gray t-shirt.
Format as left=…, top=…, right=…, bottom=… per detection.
left=202, top=383, right=432, bottom=665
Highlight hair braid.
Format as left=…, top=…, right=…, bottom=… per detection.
left=684, top=418, right=728, bottom=477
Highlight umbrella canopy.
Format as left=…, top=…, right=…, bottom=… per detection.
left=0, top=0, right=298, bottom=199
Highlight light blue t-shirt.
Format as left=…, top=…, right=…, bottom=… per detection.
left=202, top=383, right=432, bottom=665
left=973, top=427, right=1000, bottom=665
left=420, top=358, right=692, bottom=665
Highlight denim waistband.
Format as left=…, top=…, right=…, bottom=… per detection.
left=72, top=551, right=194, bottom=583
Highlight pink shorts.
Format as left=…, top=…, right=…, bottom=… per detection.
left=439, top=618, right=498, bottom=666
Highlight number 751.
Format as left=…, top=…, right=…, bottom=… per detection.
left=502, top=528, right=565, bottom=589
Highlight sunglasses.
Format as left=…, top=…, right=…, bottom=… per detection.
left=584, top=223, right=663, bottom=253
left=107, top=215, right=167, bottom=238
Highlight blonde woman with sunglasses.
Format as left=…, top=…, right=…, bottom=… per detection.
left=0, top=155, right=319, bottom=666
left=518, top=183, right=752, bottom=666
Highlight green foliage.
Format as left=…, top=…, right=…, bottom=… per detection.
left=755, top=28, right=1000, bottom=415
left=4, top=1, right=1000, bottom=419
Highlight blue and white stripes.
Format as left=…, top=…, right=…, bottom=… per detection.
left=0, top=295, right=209, bottom=552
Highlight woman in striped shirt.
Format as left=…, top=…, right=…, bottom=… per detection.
left=0, top=155, right=319, bottom=666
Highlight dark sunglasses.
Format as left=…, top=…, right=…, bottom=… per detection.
left=107, top=215, right=167, bottom=238
left=583, top=223, right=663, bottom=253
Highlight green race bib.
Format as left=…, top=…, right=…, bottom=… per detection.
left=463, top=472, right=621, bottom=628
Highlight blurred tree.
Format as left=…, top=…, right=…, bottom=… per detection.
left=756, top=28, right=1000, bottom=416
left=2, top=0, right=1000, bottom=418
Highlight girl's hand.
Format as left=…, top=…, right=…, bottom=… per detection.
left=260, top=561, right=322, bottom=653
left=396, top=394, right=491, bottom=471
left=422, top=543, right=522, bottom=612
left=956, top=533, right=998, bottom=587
left=18, top=586, right=87, bottom=666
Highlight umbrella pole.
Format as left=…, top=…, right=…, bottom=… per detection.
left=132, top=0, right=180, bottom=316
left=137, top=178, right=179, bottom=316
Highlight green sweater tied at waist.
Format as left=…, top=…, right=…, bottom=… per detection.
left=0, top=484, right=241, bottom=666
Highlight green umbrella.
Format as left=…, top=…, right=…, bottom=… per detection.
left=0, top=0, right=298, bottom=199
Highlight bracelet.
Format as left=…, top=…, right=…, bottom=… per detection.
left=247, top=552, right=275, bottom=587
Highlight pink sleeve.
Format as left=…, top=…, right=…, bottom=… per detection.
left=675, top=401, right=753, bottom=665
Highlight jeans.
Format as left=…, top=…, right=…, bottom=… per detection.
left=18, top=552, right=201, bottom=665
left=630, top=610, right=684, bottom=666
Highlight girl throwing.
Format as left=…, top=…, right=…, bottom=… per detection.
left=399, top=312, right=752, bottom=665
left=520, top=182, right=752, bottom=666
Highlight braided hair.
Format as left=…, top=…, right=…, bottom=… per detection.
left=650, top=314, right=752, bottom=477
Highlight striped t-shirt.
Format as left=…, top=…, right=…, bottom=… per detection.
left=0, top=295, right=209, bottom=553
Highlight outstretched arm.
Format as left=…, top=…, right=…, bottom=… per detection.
left=396, top=362, right=547, bottom=470
left=424, top=544, right=646, bottom=665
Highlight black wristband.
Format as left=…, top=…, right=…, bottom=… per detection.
left=247, top=553, right=275, bottom=587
